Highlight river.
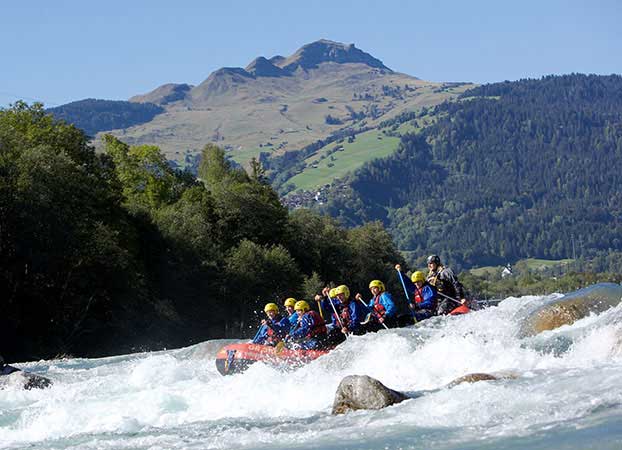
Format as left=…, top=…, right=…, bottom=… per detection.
left=2, top=289, right=622, bottom=449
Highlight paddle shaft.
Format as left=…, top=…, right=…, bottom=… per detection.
left=356, top=298, right=389, bottom=330
left=396, top=269, right=417, bottom=324
left=436, top=290, right=464, bottom=306
left=327, top=296, right=349, bottom=339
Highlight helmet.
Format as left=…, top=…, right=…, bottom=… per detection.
left=329, top=288, right=337, bottom=298
left=264, top=303, right=279, bottom=313
left=427, top=254, right=441, bottom=265
left=411, top=271, right=426, bottom=283
left=368, top=280, right=385, bottom=292
left=294, top=300, right=310, bottom=312
left=335, top=284, right=350, bottom=300
left=284, top=298, right=296, bottom=307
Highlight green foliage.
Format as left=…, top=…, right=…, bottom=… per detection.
left=462, top=269, right=622, bottom=299
left=103, top=135, right=186, bottom=211
left=2, top=102, right=410, bottom=361
left=47, top=99, right=164, bottom=136
left=321, top=74, right=622, bottom=270
left=0, top=102, right=142, bottom=359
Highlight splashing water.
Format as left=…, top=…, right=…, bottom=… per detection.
left=3, top=290, right=622, bottom=450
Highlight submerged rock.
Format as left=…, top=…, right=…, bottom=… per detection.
left=520, top=283, right=622, bottom=337
left=446, top=371, right=519, bottom=388
left=332, top=372, right=518, bottom=414
left=0, top=367, right=53, bottom=390
left=332, top=375, right=408, bottom=415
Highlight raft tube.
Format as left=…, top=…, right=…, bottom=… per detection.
left=215, top=342, right=331, bottom=375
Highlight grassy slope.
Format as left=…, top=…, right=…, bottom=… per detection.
left=99, top=63, right=474, bottom=173
left=287, top=129, right=401, bottom=190
left=284, top=116, right=424, bottom=191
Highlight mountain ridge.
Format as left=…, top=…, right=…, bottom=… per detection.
left=49, top=39, right=471, bottom=177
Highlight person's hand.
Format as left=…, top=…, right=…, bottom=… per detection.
left=355, top=293, right=363, bottom=301
left=395, top=264, right=401, bottom=271
left=322, top=287, right=330, bottom=296
left=341, top=327, right=349, bottom=335
left=261, top=319, right=267, bottom=326
left=315, top=294, right=322, bottom=301
left=460, top=298, right=467, bottom=305
left=378, top=316, right=384, bottom=323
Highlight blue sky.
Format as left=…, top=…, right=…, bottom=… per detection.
left=1, top=0, right=620, bottom=107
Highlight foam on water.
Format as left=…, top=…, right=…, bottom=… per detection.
left=2, top=290, right=622, bottom=449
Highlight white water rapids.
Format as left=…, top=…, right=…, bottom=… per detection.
left=3, top=290, right=622, bottom=449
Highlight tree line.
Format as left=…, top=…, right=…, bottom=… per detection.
left=0, top=102, right=405, bottom=362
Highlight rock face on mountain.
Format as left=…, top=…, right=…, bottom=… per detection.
left=276, top=39, right=391, bottom=72
left=245, top=57, right=289, bottom=78
left=130, top=83, right=192, bottom=105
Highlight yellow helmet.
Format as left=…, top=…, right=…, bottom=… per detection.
left=335, top=285, right=350, bottom=300
left=284, top=298, right=296, bottom=307
left=411, top=271, right=426, bottom=283
left=264, top=303, right=279, bottom=313
left=329, top=288, right=337, bottom=298
left=294, top=300, right=310, bottom=312
left=368, top=280, right=385, bottom=292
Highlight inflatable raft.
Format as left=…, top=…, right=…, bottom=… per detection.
left=215, top=342, right=331, bottom=375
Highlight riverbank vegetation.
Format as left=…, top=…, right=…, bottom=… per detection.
left=0, top=102, right=405, bottom=362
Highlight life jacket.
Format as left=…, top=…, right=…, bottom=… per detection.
left=427, top=266, right=455, bottom=297
left=371, top=294, right=387, bottom=316
left=337, top=302, right=353, bottom=329
left=413, top=287, right=424, bottom=304
left=305, top=310, right=327, bottom=337
left=265, top=315, right=285, bottom=344
left=427, top=267, right=442, bottom=290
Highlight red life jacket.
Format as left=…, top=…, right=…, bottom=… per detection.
left=372, top=295, right=386, bottom=316
left=306, top=311, right=327, bottom=337
left=413, top=288, right=424, bottom=304
left=336, top=302, right=352, bottom=329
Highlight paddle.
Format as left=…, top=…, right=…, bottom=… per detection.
left=396, top=268, right=417, bottom=324
left=252, top=325, right=265, bottom=343
left=436, top=290, right=465, bottom=306
left=275, top=341, right=285, bottom=354
left=314, top=294, right=326, bottom=321
left=327, top=295, right=349, bottom=339
left=355, top=296, right=389, bottom=330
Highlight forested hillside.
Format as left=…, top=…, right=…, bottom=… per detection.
left=321, top=74, right=622, bottom=269
left=0, top=103, right=405, bottom=362
left=48, top=99, right=164, bottom=135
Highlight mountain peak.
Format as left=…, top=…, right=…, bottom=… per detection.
left=276, top=39, right=391, bottom=72
left=245, top=57, right=288, bottom=77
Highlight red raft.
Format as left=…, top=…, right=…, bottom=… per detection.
left=215, top=342, right=331, bottom=375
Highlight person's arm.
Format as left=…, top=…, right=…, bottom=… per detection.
left=380, top=292, right=397, bottom=317
left=274, top=317, right=290, bottom=338
left=289, top=315, right=312, bottom=339
left=252, top=325, right=268, bottom=344
left=441, top=268, right=466, bottom=300
left=418, top=285, right=436, bottom=310
left=349, top=302, right=368, bottom=332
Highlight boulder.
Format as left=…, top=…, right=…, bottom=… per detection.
left=332, top=375, right=408, bottom=415
left=332, top=372, right=519, bottom=414
left=0, top=367, right=53, bottom=390
left=520, top=283, right=622, bottom=337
